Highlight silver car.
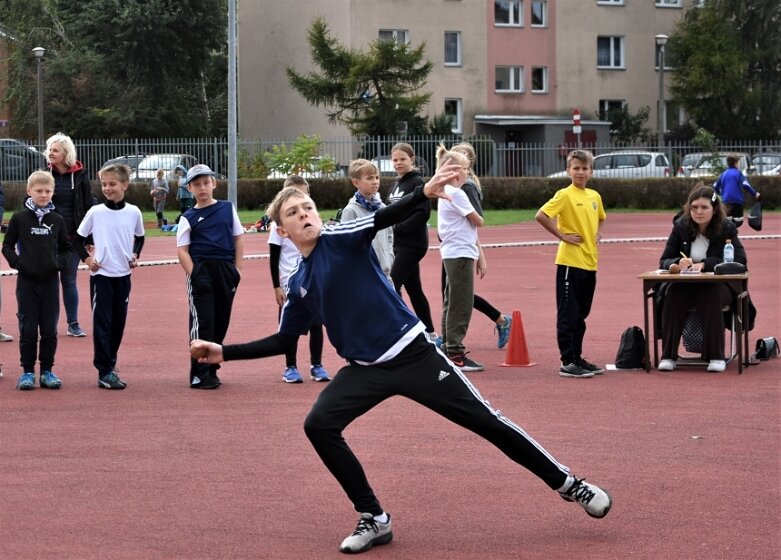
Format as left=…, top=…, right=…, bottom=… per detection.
left=751, top=153, right=781, bottom=176
left=688, top=152, right=752, bottom=178
left=549, top=150, right=671, bottom=179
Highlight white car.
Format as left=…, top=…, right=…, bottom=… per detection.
left=751, top=153, right=781, bottom=176
left=688, top=152, right=752, bottom=178
left=136, top=154, right=197, bottom=180
left=549, top=151, right=671, bottom=179
left=676, top=152, right=707, bottom=177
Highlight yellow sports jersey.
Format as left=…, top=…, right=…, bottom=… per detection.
left=539, top=184, right=606, bottom=271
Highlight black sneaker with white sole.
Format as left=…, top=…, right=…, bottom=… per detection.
left=559, top=362, right=594, bottom=378
left=339, top=512, right=393, bottom=554
left=577, top=358, right=604, bottom=375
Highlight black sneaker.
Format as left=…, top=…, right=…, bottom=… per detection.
left=98, top=371, right=127, bottom=390
left=448, top=352, right=485, bottom=372
left=577, top=358, right=604, bottom=375
left=191, top=373, right=220, bottom=389
left=559, top=362, right=594, bottom=378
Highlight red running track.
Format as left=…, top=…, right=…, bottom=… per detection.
left=0, top=212, right=778, bottom=560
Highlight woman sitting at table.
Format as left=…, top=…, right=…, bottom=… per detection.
left=658, top=183, right=746, bottom=372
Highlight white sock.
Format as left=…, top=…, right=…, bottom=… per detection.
left=557, top=476, right=574, bottom=493
left=374, top=512, right=389, bottom=524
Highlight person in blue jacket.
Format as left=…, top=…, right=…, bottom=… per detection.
left=713, top=154, right=760, bottom=227
left=190, top=162, right=612, bottom=555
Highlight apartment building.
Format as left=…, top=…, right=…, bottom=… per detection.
left=238, top=0, right=693, bottom=145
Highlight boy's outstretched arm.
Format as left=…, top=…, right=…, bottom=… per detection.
left=374, top=163, right=461, bottom=231
left=191, top=333, right=296, bottom=364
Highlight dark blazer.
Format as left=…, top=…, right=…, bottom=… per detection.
left=659, top=218, right=746, bottom=272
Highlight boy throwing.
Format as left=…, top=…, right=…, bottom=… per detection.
left=191, top=163, right=612, bottom=553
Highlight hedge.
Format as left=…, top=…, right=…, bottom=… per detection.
left=2, top=175, right=778, bottom=213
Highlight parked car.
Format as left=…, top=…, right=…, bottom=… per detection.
left=548, top=151, right=671, bottom=179
left=751, top=152, right=781, bottom=176
left=135, top=154, right=198, bottom=180
left=371, top=155, right=431, bottom=177
left=102, top=154, right=147, bottom=177
left=688, top=152, right=752, bottom=178
left=676, top=152, right=707, bottom=177
left=0, top=139, right=47, bottom=182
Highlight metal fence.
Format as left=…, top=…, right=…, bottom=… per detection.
left=2, top=136, right=779, bottom=182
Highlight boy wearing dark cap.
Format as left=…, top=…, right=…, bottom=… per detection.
left=176, top=164, right=244, bottom=389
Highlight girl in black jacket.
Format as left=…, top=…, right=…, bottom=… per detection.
left=386, top=143, right=438, bottom=341
left=657, top=184, right=746, bottom=372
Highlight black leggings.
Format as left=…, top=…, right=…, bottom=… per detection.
left=390, top=248, right=435, bottom=332
left=278, top=305, right=324, bottom=367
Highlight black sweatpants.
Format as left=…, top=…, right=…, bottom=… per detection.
left=90, top=274, right=131, bottom=377
left=303, top=334, right=570, bottom=515
left=556, top=265, right=597, bottom=364
left=16, top=275, right=60, bottom=372
left=187, top=259, right=241, bottom=383
left=390, top=248, right=435, bottom=333
left=277, top=305, right=324, bottom=368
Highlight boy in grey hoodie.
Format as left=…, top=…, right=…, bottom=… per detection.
left=341, top=159, right=394, bottom=280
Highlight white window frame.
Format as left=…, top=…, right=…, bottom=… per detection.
left=530, top=1, right=547, bottom=27
left=494, top=0, right=523, bottom=27
left=598, top=99, right=625, bottom=119
left=531, top=66, right=548, bottom=93
left=444, top=31, right=462, bottom=66
left=378, top=29, right=409, bottom=45
left=494, top=65, right=524, bottom=93
left=597, top=0, right=625, bottom=5
left=655, top=44, right=673, bottom=70
left=444, top=98, right=463, bottom=134
left=597, top=36, right=625, bottom=69
left=655, top=0, right=682, bottom=7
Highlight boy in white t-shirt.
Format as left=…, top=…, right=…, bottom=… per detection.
left=75, top=163, right=145, bottom=389
left=436, top=147, right=485, bottom=372
left=267, top=175, right=330, bottom=384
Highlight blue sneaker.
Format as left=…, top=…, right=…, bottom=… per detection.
left=16, top=372, right=35, bottom=390
left=40, top=370, right=62, bottom=389
left=310, top=364, right=331, bottom=382
left=496, top=315, right=512, bottom=349
left=282, top=367, right=303, bottom=384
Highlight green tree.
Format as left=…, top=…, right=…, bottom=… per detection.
left=599, top=105, right=653, bottom=144
left=286, top=18, right=433, bottom=137
left=1, top=0, right=228, bottom=139
left=667, top=0, right=781, bottom=140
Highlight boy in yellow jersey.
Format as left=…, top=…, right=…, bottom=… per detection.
left=536, top=150, right=606, bottom=378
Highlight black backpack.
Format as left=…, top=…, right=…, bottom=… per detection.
left=615, top=326, right=646, bottom=369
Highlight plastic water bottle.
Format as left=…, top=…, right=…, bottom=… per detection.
left=723, top=239, right=734, bottom=263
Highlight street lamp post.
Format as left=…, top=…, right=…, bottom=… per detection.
left=655, top=34, right=668, bottom=150
left=32, top=47, right=46, bottom=148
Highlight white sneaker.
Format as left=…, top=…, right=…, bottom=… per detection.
left=658, top=359, right=676, bottom=371
left=0, top=331, right=13, bottom=342
left=559, top=477, right=612, bottom=518
left=339, top=513, right=393, bottom=553
left=707, top=360, right=726, bottom=372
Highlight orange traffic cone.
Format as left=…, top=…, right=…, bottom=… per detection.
left=500, top=309, right=537, bottom=367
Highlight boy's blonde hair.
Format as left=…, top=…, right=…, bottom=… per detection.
left=156, top=168, right=165, bottom=177
left=283, top=174, right=309, bottom=189
left=435, top=143, right=469, bottom=170
left=348, top=159, right=378, bottom=180
left=566, top=149, right=594, bottom=168
left=27, top=170, right=55, bottom=189
left=267, top=186, right=311, bottom=224
left=99, top=163, right=133, bottom=183
left=45, top=132, right=77, bottom=168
